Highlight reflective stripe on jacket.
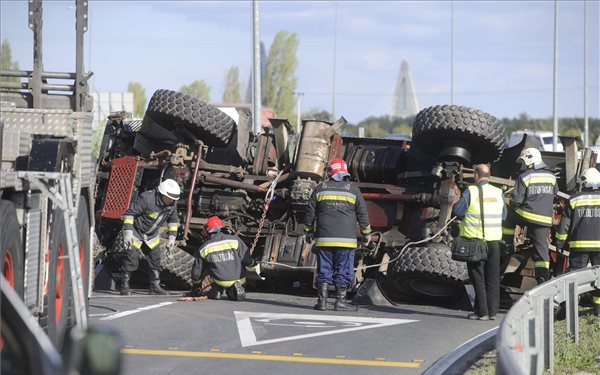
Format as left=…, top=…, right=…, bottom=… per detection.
left=304, top=179, right=371, bottom=248
left=459, top=184, right=504, bottom=241
left=122, top=189, right=179, bottom=249
left=510, top=168, right=557, bottom=227
left=191, top=232, right=255, bottom=285
left=555, top=190, right=600, bottom=252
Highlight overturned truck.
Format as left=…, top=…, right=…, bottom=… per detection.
left=94, top=89, right=595, bottom=304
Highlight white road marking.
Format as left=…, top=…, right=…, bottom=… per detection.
left=234, top=311, right=417, bottom=347
left=100, top=302, right=174, bottom=321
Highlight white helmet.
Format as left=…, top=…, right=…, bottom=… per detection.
left=579, top=167, right=600, bottom=189
left=517, top=147, right=543, bottom=167
left=157, top=179, right=181, bottom=200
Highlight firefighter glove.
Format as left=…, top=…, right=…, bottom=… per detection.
left=361, top=234, right=371, bottom=246
left=166, top=235, right=176, bottom=251
left=304, top=233, right=315, bottom=245
left=123, top=230, right=134, bottom=250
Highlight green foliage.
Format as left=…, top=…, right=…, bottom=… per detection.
left=351, top=115, right=415, bottom=138
left=222, top=66, right=241, bottom=104
left=302, top=108, right=332, bottom=122
left=180, top=80, right=211, bottom=101
left=1, top=39, right=20, bottom=87
left=127, top=82, right=146, bottom=118
left=91, top=121, right=106, bottom=159
left=548, top=313, right=600, bottom=374
left=265, top=31, right=299, bottom=128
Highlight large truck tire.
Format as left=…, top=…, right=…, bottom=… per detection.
left=76, top=195, right=91, bottom=307
left=44, top=207, right=72, bottom=349
left=411, top=105, right=505, bottom=163
left=386, top=243, right=468, bottom=304
left=0, top=200, right=24, bottom=297
left=160, top=246, right=194, bottom=290
left=143, top=89, right=235, bottom=147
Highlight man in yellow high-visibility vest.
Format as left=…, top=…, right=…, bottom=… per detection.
left=453, top=164, right=506, bottom=320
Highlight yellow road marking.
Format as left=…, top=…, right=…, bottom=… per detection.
left=122, top=348, right=421, bottom=368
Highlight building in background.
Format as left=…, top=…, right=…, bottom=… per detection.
left=90, top=92, right=134, bottom=129
left=390, top=60, right=419, bottom=118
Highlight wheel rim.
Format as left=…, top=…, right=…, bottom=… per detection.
left=55, top=243, right=65, bottom=323
left=3, top=251, right=14, bottom=287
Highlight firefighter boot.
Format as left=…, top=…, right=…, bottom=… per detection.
left=118, top=272, right=131, bottom=296
left=334, top=286, right=348, bottom=311
left=148, top=270, right=169, bottom=295
left=208, top=283, right=222, bottom=300
left=227, top=281, right=246, bottom=301
left=594, top=303, right=600, bottom=317
left=314, top=283, right=328, bottom=311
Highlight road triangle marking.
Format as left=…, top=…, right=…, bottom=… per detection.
left=234, top=311, right=417, bottom=347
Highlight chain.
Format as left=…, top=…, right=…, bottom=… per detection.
left=249, top=170, right=284, bottom=254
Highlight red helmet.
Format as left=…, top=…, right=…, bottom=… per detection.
left=328, top=159, right=348, bottom=175
left=206, top=216, right=223, bottom=233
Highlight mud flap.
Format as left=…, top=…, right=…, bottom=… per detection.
left=351, top=279, right=394, bottom=307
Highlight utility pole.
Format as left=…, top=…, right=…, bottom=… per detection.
left=331, top=2, right=338, bottom=121
left=583, top=1, right=589, bottom=147
left=552, top=0, right=559, bottom=152
left=252, top=0, right=262, bottom=136
left=450, top=0, right=454, bottom=105
left=296, top=92, right=304, bottom=136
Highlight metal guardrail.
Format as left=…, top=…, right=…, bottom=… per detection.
left=421, top=266, right=599, bottom=375
left=421, top=327, right=498, bottom=375
left=496, top=265, right=600, bottom=375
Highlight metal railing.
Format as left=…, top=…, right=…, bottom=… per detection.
left=496, top=265, right=600, bottom=375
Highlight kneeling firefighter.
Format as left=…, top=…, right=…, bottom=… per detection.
left=191, top=216, right=258, bottom=301
left=304, top=159, right=371, bottom=311
left=112, top=179, right=181, bottom=295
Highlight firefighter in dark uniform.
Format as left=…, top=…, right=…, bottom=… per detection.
left=114, top=179, right=180, bottom=295
left=555, top=167, right=600, bottom=317
left=502, top=148, right=558, bottom=285
left=304, top=159, right=371, bottom=311
left=191, top=216, right=257, bottom=301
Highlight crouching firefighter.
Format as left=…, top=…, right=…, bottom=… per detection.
left=304, top=159, right=371, bottom=311
left=112, top=179, right=181, bottom=295
left=191, top=216, right=257, bottom=301
left=555, top=168, right=600, bottom=317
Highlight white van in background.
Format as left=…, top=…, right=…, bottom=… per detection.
left=507, top=130, right=564, bottom=152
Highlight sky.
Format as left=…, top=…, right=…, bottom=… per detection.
left=1, top=0, right=599, bottom=124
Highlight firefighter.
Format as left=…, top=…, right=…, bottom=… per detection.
left=191, top=216, right=257, bottom=301
left=304, top=159, right=371, bottom=311
left=555, top=167, right=600, bottom=317
left=502, top=148, right=558, bottom=285
left=113, top=179, right=180, bottom=296
left=452, top=164, right=507, bottom=320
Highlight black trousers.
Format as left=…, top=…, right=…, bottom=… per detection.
left=502, top=209, right=550, bottom=284
left=112, top=231, right=162, bottom=274
left=467, top=241, right=500, bottom=317
left=569, top=251, right=600, bottom=301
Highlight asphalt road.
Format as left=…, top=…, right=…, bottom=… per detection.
left=89, top=287, right=501, bottom=375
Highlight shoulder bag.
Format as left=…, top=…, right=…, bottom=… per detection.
left=451, top=185, right=488, bottom=262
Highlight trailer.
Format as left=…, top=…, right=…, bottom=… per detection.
left=0, top=0, right=94, bottom=350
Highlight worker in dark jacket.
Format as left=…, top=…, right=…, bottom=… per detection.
left=502, top=148, right=558, bottom=285
left=555, top=167, right=600, bottom=317
left=191, top=216, right=257, bottom=301
left=113, top=179, right=180, bottom=295
left=453, top=164, right=507, bottom=320
left=304, top=159, right=371, bottom=311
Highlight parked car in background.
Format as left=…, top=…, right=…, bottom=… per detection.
left=507, top=130, right=564, bottom=152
